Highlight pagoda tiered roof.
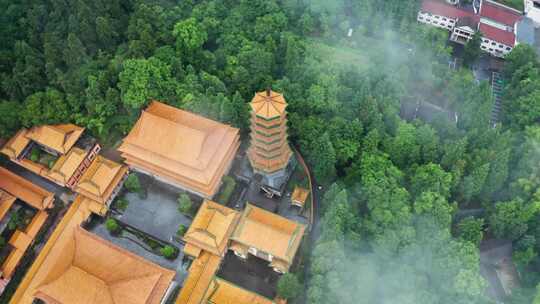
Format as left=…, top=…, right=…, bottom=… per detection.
left=247, top=90, right=293, bottom=174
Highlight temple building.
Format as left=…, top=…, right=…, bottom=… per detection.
left=229, top=204, right=305, bottom=274
left=73, top=156, right=128, bottom=206
left=176, top=200, right=305, bottom=304
left=1, top=124, right=128, bottom=211
left=0, top=167, right=54, bottom=283
left=1, top=124, right=102, bottom=188
left=118, top=101, right=240, bottom=198
left=182, top=200, right=240, bottom=258
left=247, top=89, right=294, bottom=196
left=10, top=196, right=175, bottom=304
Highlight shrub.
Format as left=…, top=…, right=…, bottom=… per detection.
left=114, top=197, right=129, bottom=211
left=277, top=273, right=301, bottom=300
left=178, top=193, right=192, bottom=215
left=30, top=148, right=40, bottom=162
left=124, top=173, right=142, bottom=193
left=177, top=224, right=187, bottom=237
left=147, top=239, right=160, bottom=250
left=160, top=245, right=178, bottom=259
left=105, top=218, right=121, bottom=235
left=216, top=176, right=236, bottom=205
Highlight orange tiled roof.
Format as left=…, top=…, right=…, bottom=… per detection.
left=24, top=211, right=48, bottom=238
left=248, top=90, right=292, bottom=174
left=25, top=124, right=84, bottom=154
left=205, top=278, right=275, bottom=304
left=118, top=101, right=240, bottom=198
left=0, top=167, right=54, bottom=210
left=0, top=190, right=16, bottom=220
left=74, top=156, right=128, bottom=203
left=1, top=211, right=48, bottom=280
left=291, top=187, right=309, bottom=207
left=250, top=90, right=287, bottom=120
left=183, top=200, right=239, bottom=257
left=175, top=252, right=221, bottom=304
left=0, top=129, right=30, bottom=159
left=10, top=195, right=175, bottom=304
left=47, top=147, right=88, bottom=185
left=231, top=204, right=305, bottom=269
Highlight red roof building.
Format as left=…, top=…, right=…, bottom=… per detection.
left=421, top=0, right=475, bottom=19
left=418, top=0, right=523, bottom=57
left=479, top=23, right=516, bottom=46
left=480, top=0, right=523, bottom=26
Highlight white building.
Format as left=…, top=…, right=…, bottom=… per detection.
left=525, top=0, right=540, bottom=26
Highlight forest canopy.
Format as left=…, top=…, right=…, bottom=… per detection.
left=1, top=0, right=540, bottom=303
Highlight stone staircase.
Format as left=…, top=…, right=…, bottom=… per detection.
left=490, top=72, right=504, bottom=128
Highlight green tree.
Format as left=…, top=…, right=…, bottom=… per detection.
left=463, top=32, right=482, bottom=67
left=21, top=88, right=70, bottom=127
left=385, top=122, right=420, bottom=168
left=0, top=101, right=22, bottom=137
left=489, top=199, right=540, bottom=240
left=410, top=163, right=453, bottom=198
left=173, top=17, right=207, bottom=57
left=178, top=193, right=193, bottom=215
left=457, top=217, right=484, bottom=246
left=105, top=218, right=121, bottom=234
left=413, top=191, right=455, bottom=229
left=277, top=273, right=301, bottom=300
left=63, top=33, right=88, bottom=68
left=160, top=245, right=178, bottom=259
left=309, top=132, right=337, bottom=183
left=124, top=173, right=142, bottom=193
left=118, top=57, right=174, bottom=110
left=177, top=224, right=187, bottom=237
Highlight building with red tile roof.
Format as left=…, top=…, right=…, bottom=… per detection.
left=417, top=0, right=523, bottom=58
left=480, top=0, right=523, bottom=25
left=479, top=22, right=516, bottom=46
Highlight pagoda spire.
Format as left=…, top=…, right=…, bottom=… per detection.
left=247, top=89, right=293, bottom=174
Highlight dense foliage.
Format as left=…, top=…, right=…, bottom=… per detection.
left=1, top=0, right=540, bottom=303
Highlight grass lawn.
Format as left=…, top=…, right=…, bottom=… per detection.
left=497, top=0, right=524, bottom=11
left=307, top=39, right=368, bottom=69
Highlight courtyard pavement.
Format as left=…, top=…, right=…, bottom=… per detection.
left=116, top=173, right=193, bottom=244
left=217, top=251, right=279, bottom=299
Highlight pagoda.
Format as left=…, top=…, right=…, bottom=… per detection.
left=247, top=89, right=293, bottom=187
